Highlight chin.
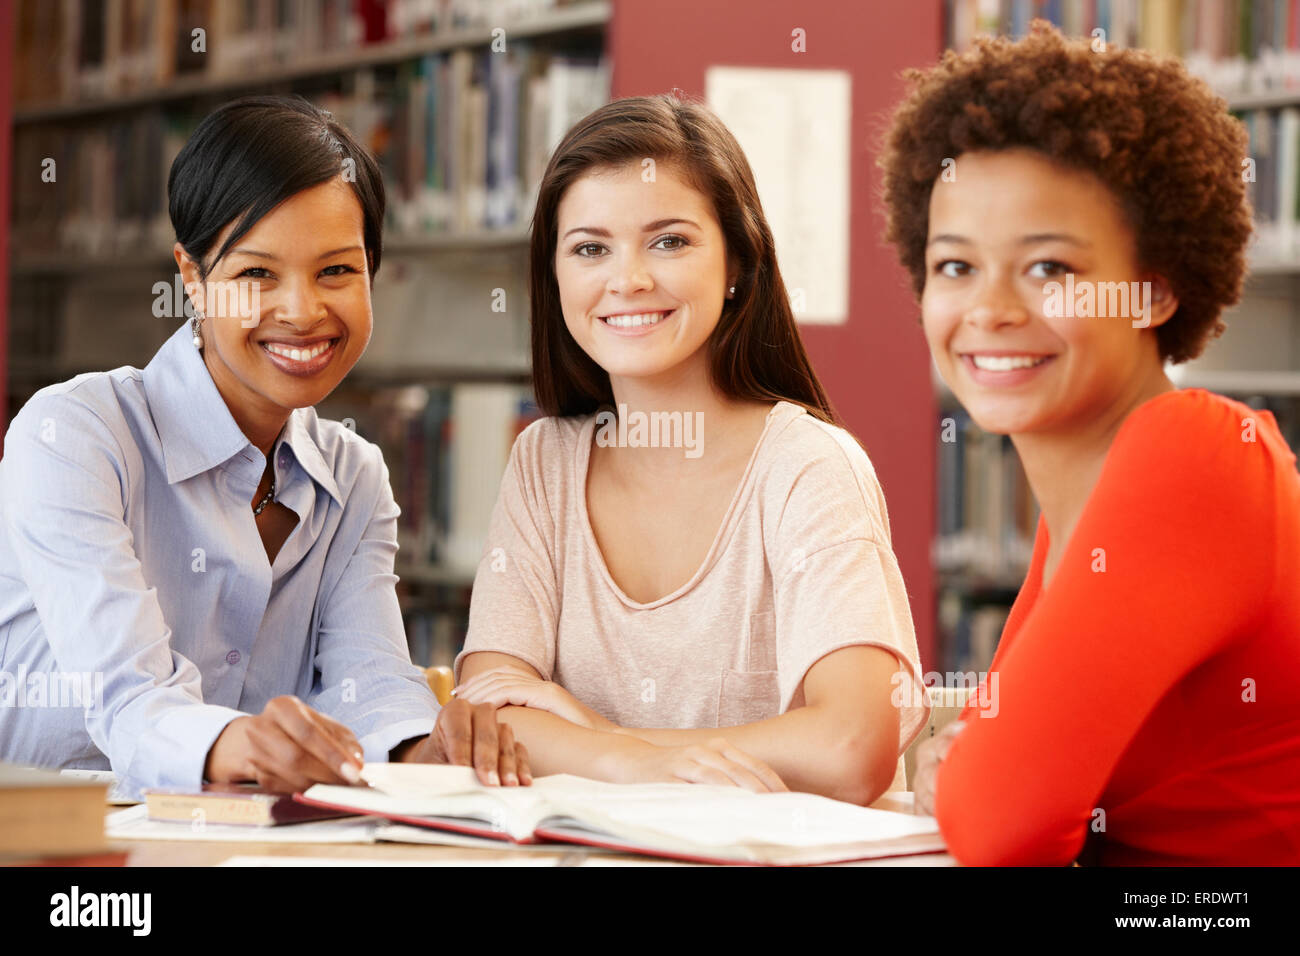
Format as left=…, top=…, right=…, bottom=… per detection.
left=260, top=378, right=334, bottom=410
left=957, top=395, right=1048, bottom=437
left=594, top=355, right=681, bottom=381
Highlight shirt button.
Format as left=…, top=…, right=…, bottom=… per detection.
left=225, top=650, right=241, bottom=666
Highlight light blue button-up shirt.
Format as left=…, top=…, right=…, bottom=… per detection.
left=0, top=321, right=438, bottom=797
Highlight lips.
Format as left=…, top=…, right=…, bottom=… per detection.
left=959, top=352, right=1057, bottom=386
left=597, top=309, right=676, bottom=336
left=967, top=354, right=1051, bottom=371
left=260, top=337, right=340, bottom=377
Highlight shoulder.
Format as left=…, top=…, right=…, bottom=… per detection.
left=1089, top=388, right=1290, bottom=583
left=510, top=414, right=588, bottom=464
left=758, top=404, right=893, bottom=545
left=5, top=367, right=144, bottom=458
left=1110, top=388, right=1290, bottom=490
left=502, top=415, right=589, bottom=515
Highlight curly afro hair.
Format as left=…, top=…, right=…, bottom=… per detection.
left=878, top=19, right=1253, bottom=364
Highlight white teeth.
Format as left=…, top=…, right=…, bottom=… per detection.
left=265, top=341, right=334, bottom=361
left=601, top=311, right=669, bottom=328
left=971, top=355, right=1049, bottom=371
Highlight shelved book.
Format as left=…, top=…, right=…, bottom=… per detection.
left=12, top=0, right=603, bottom=107
left=297, top=764, right=947, bottom=866
left=11, top=50, right=607, bottom=262
left=318, top=382, right=538, bottom=579
left=314, top=382, right=538, bottom=670
left=934, top=405, right=1037, bottom=586
left=946, top=0, right=1300, bottom=97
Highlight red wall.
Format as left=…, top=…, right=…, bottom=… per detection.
left=608, top=0, right=943, bottom=666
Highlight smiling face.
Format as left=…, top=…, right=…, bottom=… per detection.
left=553, top=161, right=735, bottom=390
left=922, top=149, right=1176, bottom=436
left=176, top=178, right=372, bottom=429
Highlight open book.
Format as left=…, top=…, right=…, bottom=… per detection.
left=298, top=764, right=946, bottom=865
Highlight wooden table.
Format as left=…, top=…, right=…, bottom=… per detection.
left=105, top=790, right=955, bottom=867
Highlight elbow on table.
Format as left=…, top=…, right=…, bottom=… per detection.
left=825, top=730, right=897, bottom=806
left=935, top=793, right=1085, bottom=866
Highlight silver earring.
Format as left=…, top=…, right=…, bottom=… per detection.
left=191, top=313, right=203, bottom=349
left=728, top=286, right=736, bottom=296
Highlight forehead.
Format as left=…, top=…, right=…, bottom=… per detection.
left=927, top=149, right=1129, bottom=239
left=227, top=178, right=364, bottom=243
left=556, top=161, right=716, bottom=227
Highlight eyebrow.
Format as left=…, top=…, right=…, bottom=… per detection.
left=229, top=246, right=365, bottom=260
left=561, top=218, right=702, bottom=240
left=927, top=233, right=1092, bottom=248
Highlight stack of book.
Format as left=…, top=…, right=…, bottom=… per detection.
left=0, top=763, right=120, bottom=865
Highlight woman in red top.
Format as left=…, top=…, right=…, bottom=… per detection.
left=880, top=21, right=1300, bottom=865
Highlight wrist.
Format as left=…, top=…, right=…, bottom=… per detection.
left=390, top=734, right=427, bottom=763
left=204, top=716, right=246, bottom=782
left=594, top=732, right=651, bottom=783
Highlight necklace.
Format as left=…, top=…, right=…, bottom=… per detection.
left=253, top=469, right=276, bottom=516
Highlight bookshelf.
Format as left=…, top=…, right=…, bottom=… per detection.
left=940, top=0, right=1300, bottom=673
left=5, top=0, right=613, bottom=669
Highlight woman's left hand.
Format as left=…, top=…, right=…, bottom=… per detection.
left=912, top=718, right=966, bottom=816
left=399, top=698, right=532, bottom=786
left=454, top=667, right=616, bottom=732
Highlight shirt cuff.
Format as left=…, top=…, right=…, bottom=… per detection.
left=361, top=716, right=438, bottom=764
left=115, top=703, right=246, bottom=800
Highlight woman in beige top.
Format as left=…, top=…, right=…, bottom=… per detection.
left=454, top=95, right=928, bottom=805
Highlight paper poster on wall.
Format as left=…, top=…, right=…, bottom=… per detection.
left=705, top=66, right=850, bottom=325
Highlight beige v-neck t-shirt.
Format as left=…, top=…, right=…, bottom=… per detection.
left=455, top=401, right=929, bottom=790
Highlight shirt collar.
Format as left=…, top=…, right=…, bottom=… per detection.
left=143, top=323, right=255, bottom=483
left=143, top=322, right=343, bottom=506
left=276, top=410, right=344, bottom=507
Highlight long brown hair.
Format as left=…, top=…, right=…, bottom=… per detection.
left=528, top=94, right=838, bottom=424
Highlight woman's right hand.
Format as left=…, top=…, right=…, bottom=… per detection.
left=617, top=737, right=789, bottom=793
left=204, top=695, right=365, bottom=793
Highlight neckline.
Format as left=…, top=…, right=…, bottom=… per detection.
left=575, top=401, right=797, bottom=610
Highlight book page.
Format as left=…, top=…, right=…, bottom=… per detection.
left=327, top=765, right=942, bottom=862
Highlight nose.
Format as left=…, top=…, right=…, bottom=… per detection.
left=963, top=272, right=1031, bottom=331
left=606, top=252, right=654, bottom=296
left=276, top=275, right=329, bottom=327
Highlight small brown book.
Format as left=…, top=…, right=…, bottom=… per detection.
left=145, top=783, right=359, bottom=826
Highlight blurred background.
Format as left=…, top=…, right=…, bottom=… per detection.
left=1, top=0, right=1296, bottom=679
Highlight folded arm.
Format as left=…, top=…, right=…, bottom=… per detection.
left=458, top=646, right=902, bottom=804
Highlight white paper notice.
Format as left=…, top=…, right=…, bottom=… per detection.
left=706, top=66, right=851, bottom=325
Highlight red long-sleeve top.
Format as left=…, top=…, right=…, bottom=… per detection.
left=935, top=388, right=1300, bottom=865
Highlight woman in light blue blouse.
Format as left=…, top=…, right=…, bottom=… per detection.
left=0, top=96, right=529, bottom=798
